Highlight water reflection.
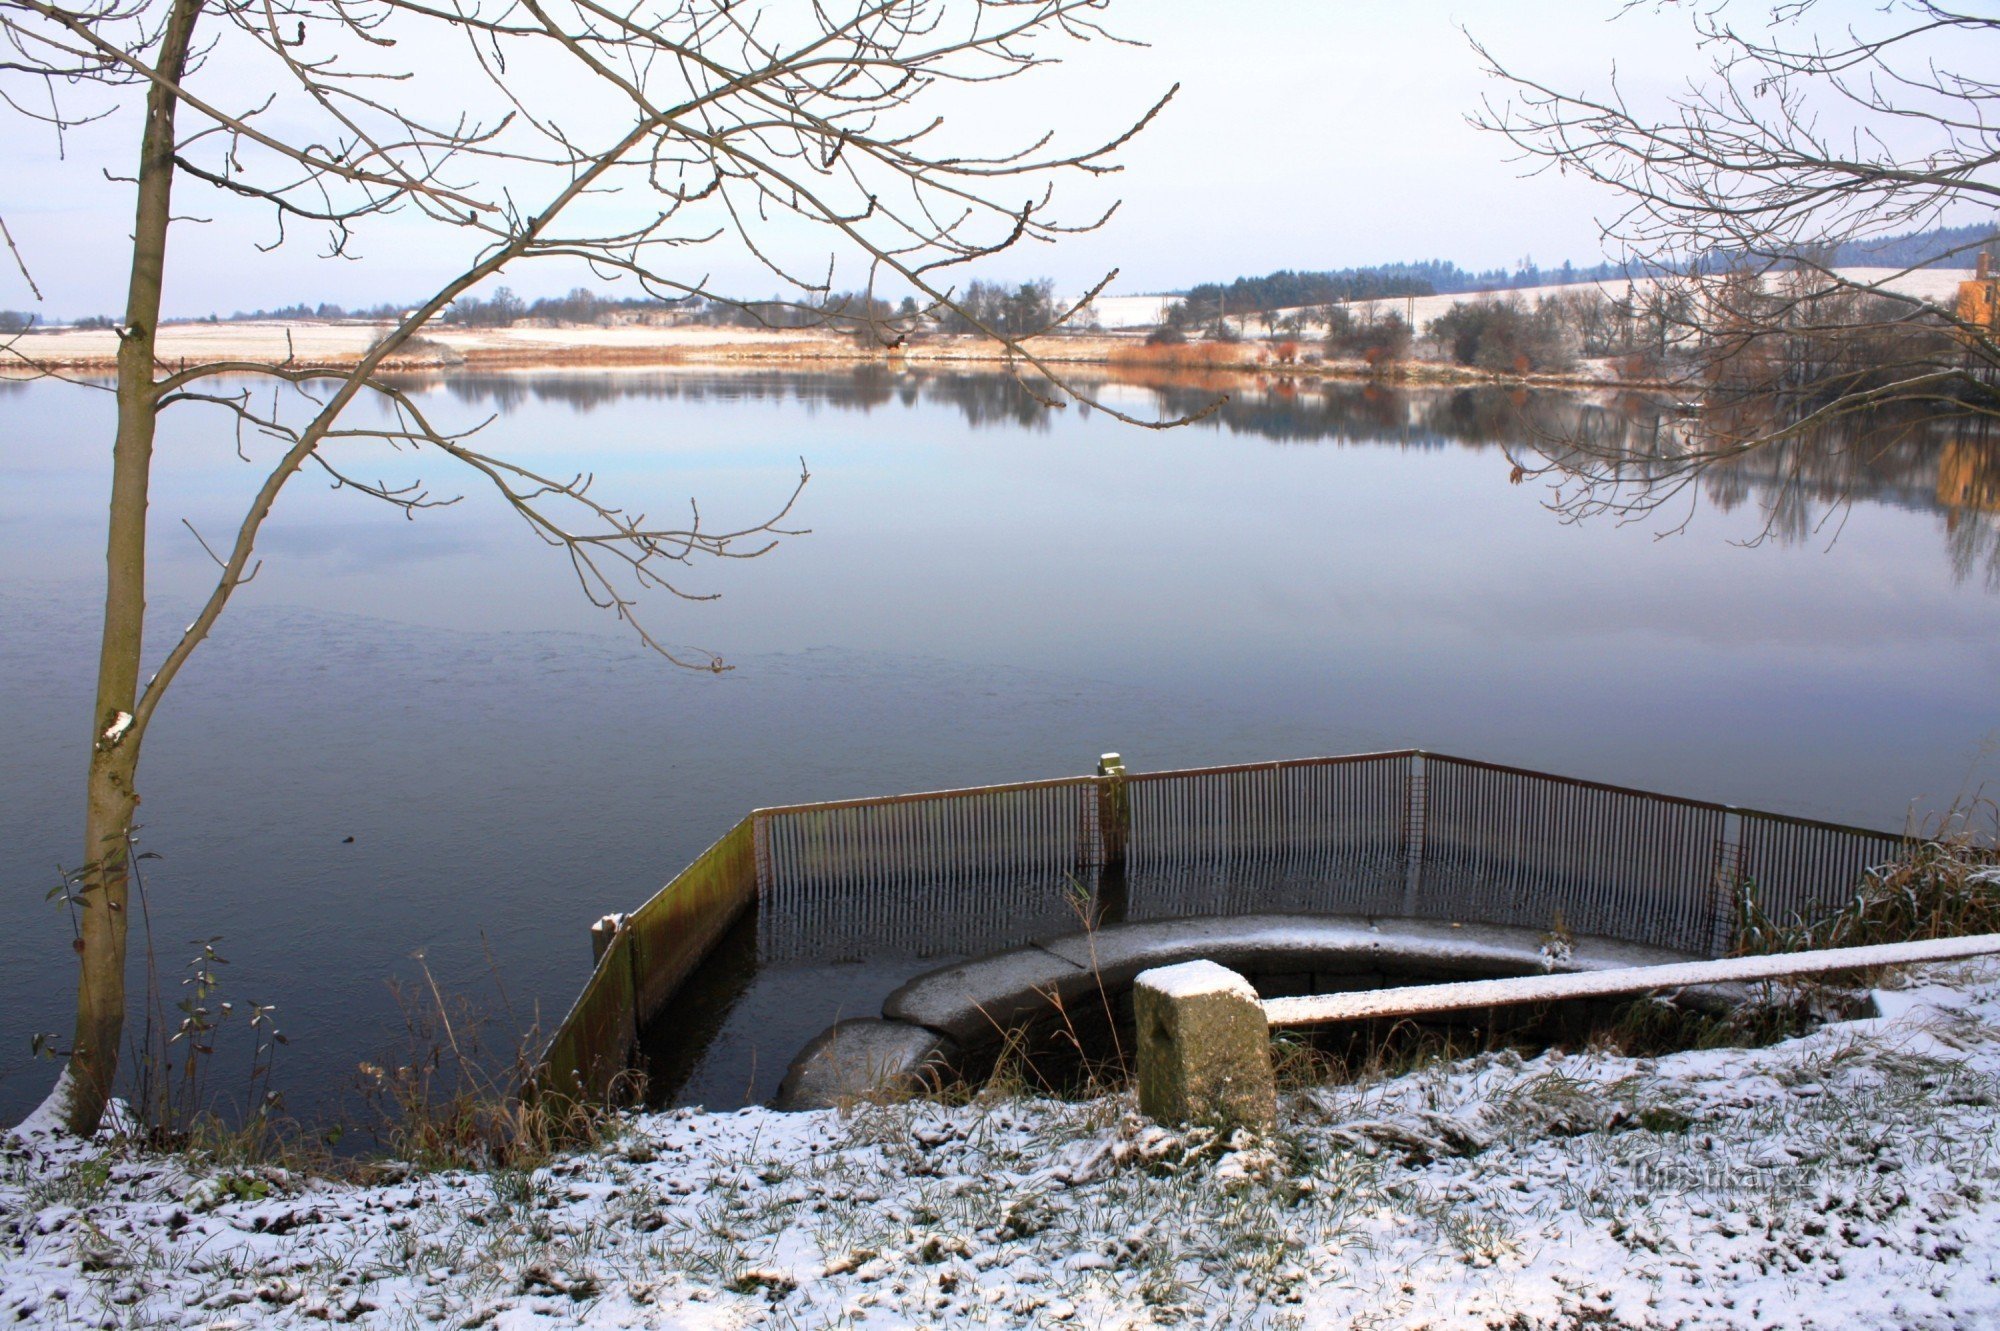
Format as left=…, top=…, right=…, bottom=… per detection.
left=1504, top=385, right=2000, bottom=585
left=383, top=365, right=2000, bottom=586
left=395, top=365, right=1069, bottom=431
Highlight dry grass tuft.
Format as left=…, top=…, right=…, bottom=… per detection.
left=1736, top=833, right=2000, bottom=957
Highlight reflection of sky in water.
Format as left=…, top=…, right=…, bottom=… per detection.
left=1, top=369, right=1997, bottom=1121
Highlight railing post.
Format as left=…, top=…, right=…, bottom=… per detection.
left=1094, top=752, right=1130, bottom=927
left=1096, top=752, right=1129, bottom=868
left=1710, top=810, right=1744, bottom=957
left=1401, top=752, right=1427, bottom=916
left=590, top=911, right=627, bottom=966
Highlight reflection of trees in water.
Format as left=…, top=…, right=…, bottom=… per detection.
left=385, top=365, right=1061, bottom=430
left=1939, top=433, right=2000, bottom=589
left=1518, top=391, right=2000, bottom=588
left=383, top=367, right=2000, bottom=588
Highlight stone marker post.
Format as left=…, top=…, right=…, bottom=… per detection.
left=1133, top=960, right=1276, bottom=1129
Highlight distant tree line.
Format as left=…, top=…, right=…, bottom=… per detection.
left=932, top=279, right=1060, bottom=336
left=192, top=279, right=1073, bottom=335
left=41, top=223, right=1992, bottom=338
left=441, top=286, right=686, bottom=327
left=1410, top=267, right=1985, bottom=384
left=221, top=300, right=412, bottom=322
left=692, top=290, right=904, bottom=331
left=1, top=310, right=116, bottom=330
left=1822, top=222, right=1996, bottom=270
left=1165, top=258, right=1639, bottom=327
left=1169, top=222, right=1994, bottom=327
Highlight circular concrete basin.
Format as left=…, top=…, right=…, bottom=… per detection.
left=774, top=912, right=1721, bottom=1108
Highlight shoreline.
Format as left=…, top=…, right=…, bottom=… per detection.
left=1, top=321, right=1673, bottom=393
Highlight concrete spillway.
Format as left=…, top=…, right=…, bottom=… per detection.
left=774, top=912, right=1726, bottom=1108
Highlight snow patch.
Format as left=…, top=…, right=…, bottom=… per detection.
left=1871, top=982, right=1975, bottom=1023
left=8, top=1066, right=75, bottom=1141
left=1135, top=958, right=1257, bottom=1001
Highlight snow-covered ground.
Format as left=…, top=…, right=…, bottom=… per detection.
left=1075, top=295, right=1178, bottom=330
left=7, top=961, right=2000, bottom=1329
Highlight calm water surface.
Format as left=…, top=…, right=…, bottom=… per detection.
left=2, top=368, right=1996, bottom=1120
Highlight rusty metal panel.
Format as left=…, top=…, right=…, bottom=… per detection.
left=625, top=817, right=759, bottom=1027
left=1734, top=811, right=1907, bottom=941
left=535, top=927, right=639, bottom=1105
left=1419, top=755, right=1729, bottom=954
left=1124, top=753, right=1411, bottom=918
left=756, top=779, right=1101, bottom=963
left=534, top=817, right=756, bottom=1103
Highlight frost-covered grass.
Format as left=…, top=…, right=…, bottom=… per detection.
left=7, top=963, right=2000, bottom=1329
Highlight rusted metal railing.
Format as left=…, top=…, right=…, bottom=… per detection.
left=1417, top=754, right=1733, bottom=955
left=538, top=817, right=758, bottom=1102
left=532, top=749, right=1912, bottom=1102
left=1124, top=752, right=1412, bottom=921
left=754, top=776, right=1102, bottom=964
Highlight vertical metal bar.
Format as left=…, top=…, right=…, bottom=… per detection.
left=1712, top=810, right=1744, bottom=957
left=1402, top=751, right=1427, bottom=915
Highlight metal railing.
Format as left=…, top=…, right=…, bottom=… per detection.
left=533, top=749, right=1910, bottom=1101
left=754, top=776, right=1103, bottom=964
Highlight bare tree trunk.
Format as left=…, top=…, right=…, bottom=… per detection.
left=64, top=0, right=203, bottom=1136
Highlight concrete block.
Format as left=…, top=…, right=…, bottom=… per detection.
left=1133, top=960, right=1275, bottom=1129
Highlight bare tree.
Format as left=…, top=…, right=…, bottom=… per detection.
left=1, top=0, right=1180, bottom=1135
left=1473, top=2, right=2000, bottom=531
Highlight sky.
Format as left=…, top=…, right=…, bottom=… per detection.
left=0, top=2, right=1912, bottom=318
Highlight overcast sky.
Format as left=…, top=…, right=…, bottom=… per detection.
left=0, top=2, right=1901, bottom=318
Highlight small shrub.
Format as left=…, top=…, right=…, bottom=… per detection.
left=1323, top=308, right=1412, bottom=365
left=1426, top=296, right=1575, bottom=374
left=356, top=963, right=620, bottom=1172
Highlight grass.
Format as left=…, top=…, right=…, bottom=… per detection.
left=1737, top=833, right=2000, bottom=956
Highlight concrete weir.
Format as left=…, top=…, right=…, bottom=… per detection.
left=772, top=912, right=1716, bottom=1109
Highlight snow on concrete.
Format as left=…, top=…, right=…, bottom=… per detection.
left=1263, top=931, right=2000, bottom=1027
left=1137, top=958, right=1260, bottom=1001
left=6, top=958, right=2000, bottom=1329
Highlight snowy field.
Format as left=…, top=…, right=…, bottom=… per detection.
left=1120, top=267, right=1980, bottom=340
left=6, top=961, right=2000, bottom=1330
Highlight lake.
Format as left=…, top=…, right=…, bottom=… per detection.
left=2, top=366, right=1996, bottom=1124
